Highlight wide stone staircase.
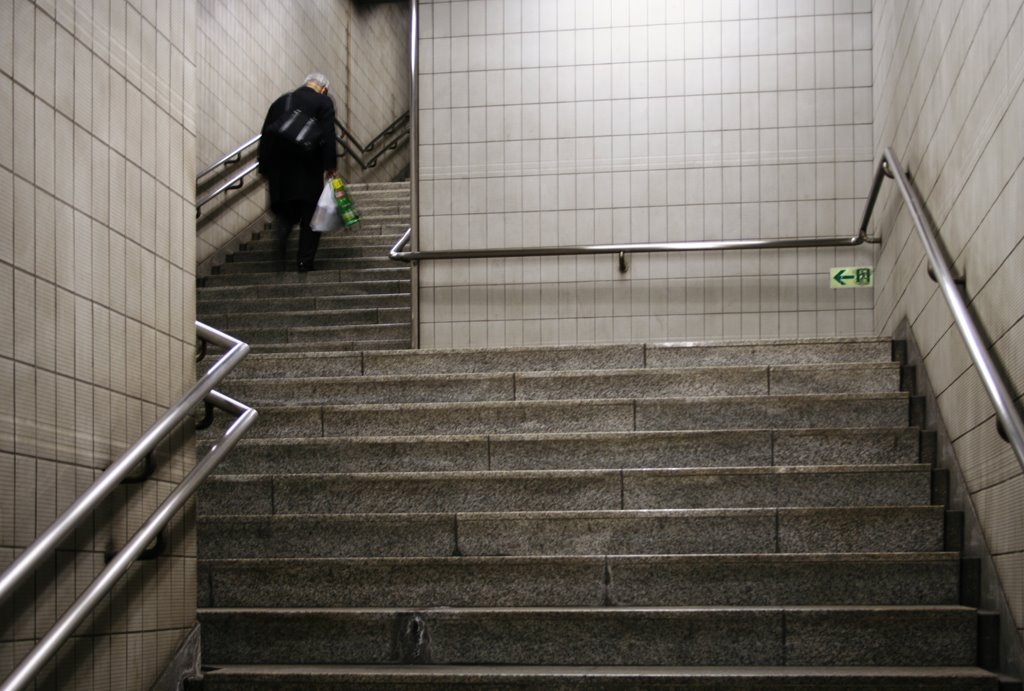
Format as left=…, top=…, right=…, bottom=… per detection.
left=188, top=336, right=1013, bottom=686
left=196, top=181, right=412, bottom=353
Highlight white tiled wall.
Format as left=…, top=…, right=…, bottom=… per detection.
left=873, top=0, right=1024, bottom=640
left=1, top=0, right=197, bottom=688
left=416, top=0, right=875, bottom=348
left=195, top=0, right=411, bottom=273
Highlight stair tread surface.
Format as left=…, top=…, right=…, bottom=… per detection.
left=194, top=665, right=1001, bottom=691
left=196, top=200, right=1000, bottom=686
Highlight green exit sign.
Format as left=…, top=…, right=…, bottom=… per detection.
left=830, top=266, right=873, bottom=288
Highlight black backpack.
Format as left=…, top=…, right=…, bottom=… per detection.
left=269, top=92, right=318, bottom=152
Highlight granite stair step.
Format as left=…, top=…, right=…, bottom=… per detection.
left=197, top=307, right=408, bottom=331
left=199, top=264, right=407, bottom=286
left=356, top=338, right=894, bottom=375
left=214, top=363, right=902, bottom=406
left=325, top=221, right=408, bottom=236
left=227, top=245, right=395, bottom=262
left=188, top=664, right=1002, bottom=690
left=219, top=340, right=890, bottom=377
left=197, top=293, right=410, bottom=316
left=205, top=394, right=909, bottom=439
left=236, top=338, right=411, bottom=354
left=196, top=506, right=946, bottom=558
left=215, top=256, right=398, bottom=274
left=246, top=223, right=407, bottom=242
left=210, top=428, right=923, bottom=475
left=197, top=552, right=962, bottom=608
left=217, top=323, right=410, bottom=348
left=347, top=203, right=411, bottom=212
left=196, top=464, right=932, bottom=516
left=345, top=184, right=410, bottom=193
left=197, top=280, right=409, bottom=300
left=243, top=234, right=400, bottom=251
left=197, top=605, right=978, bottom=667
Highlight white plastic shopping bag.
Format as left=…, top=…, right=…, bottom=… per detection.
left=311, top=181, right=342, bottom=232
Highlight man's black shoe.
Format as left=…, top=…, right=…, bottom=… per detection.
left=297, top=261, right=314, bottom=273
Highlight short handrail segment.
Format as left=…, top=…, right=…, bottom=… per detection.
left=196, top=134, right=261, bottom=180
left=339, top=112, right=410, bottom=154
left=195, top=113, right=411, bottom=217
left=0, top=323, right=256, bottom=691
left=389, top=228, right=873, bottom=263
left=866, top=147, right=1024, bottom=473
left=196, top=161, right=259, bottom=217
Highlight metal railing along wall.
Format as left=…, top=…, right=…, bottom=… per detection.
left=394, top=0, right=876, bottom=268
left=866, top=148, right=1024, bottom=474
left=195, top=114, right=411, bottom=217
left=338, top=112, right=411, bottom=171
left=389, top=226, right=879, bottom=270
left=0, top=323, right=257, bottom=691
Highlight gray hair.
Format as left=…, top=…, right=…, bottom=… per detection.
left=303, top=72, right=330, bottom=91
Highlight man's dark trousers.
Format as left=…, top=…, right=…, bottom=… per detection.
left=274, top=198, right=321, bottom=270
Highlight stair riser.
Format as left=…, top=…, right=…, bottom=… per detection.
left=223, top=324, right=410, bottom=347
left=211, top=396, right=908, bottom=438
left=197, top=282, right=409, bottom=300
left=192, top=670, right=1000, bottom=690
left=200, top=308, right=409, bottom=331
left=196, top=468, right=931, bottom=515
left=456, top=507, right=945, bottom=557
left=248, top=233, right=406, bottom=249
left=216, top=365, right=901, bottom=406
left=224, top=353, right=363, bottom=380
left=198, top=608, right=977, bottom=667
left=199, top=270, right=407, bottom=288
left=199, top=294, right=410, bottom=316
left=270, top=221, right=405, bottom=236
left=197, top=508, right=945, bottom=559
left=217, top=258, right=398, bottom=274
left=198, top=555, right=960, bottom=608
left=211, top=429, right=921, bottom=475
left=647, top=341, right=893, bottom=367
left=230, top=246, right=395, bottom=262
left=239, top=339, right=411, bottom=354
left=358, top=340, right=893, bottom=376
left=362, top=344, right=646, bottom=374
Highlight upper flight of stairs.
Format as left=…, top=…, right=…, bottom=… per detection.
left=189, top=323, right=1014, bottom=688
left=197, top=181, right=413, bottom=353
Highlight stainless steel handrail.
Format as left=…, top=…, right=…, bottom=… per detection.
left=867, top=147, right=1024, bottom=472
left=339, top=112, right=410, bottom=154
left=339, top=128, right=411, bottom=170
left=0, top=322, right=256, bottom=691
left=389, top=227, right=875, bottom=264
left=197, top=134, right=261, bottom=180
left=408, top=0, right=419, bottom=247
left=395, top=0, right=873, bottom=268
left=195, top=112, right=411, bottom=217
left=409, top=0, right=421, bottom=348
left=196, top=161, right=259, bottom=217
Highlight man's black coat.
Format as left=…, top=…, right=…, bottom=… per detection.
left=258, top=85, right=337, bottom=212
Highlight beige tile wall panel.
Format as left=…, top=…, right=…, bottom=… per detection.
left=416, top=0, right=876, bottom=348
left=1, top=0, right=199, bottom=687
left=873, top=0, right=1024, bottom=638
left=2, top=0, right=411, bottom=686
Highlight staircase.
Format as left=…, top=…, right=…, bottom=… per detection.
left=196, top=181, right=413, bottom=353
left=188, top=301, right=1012, bottom=688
